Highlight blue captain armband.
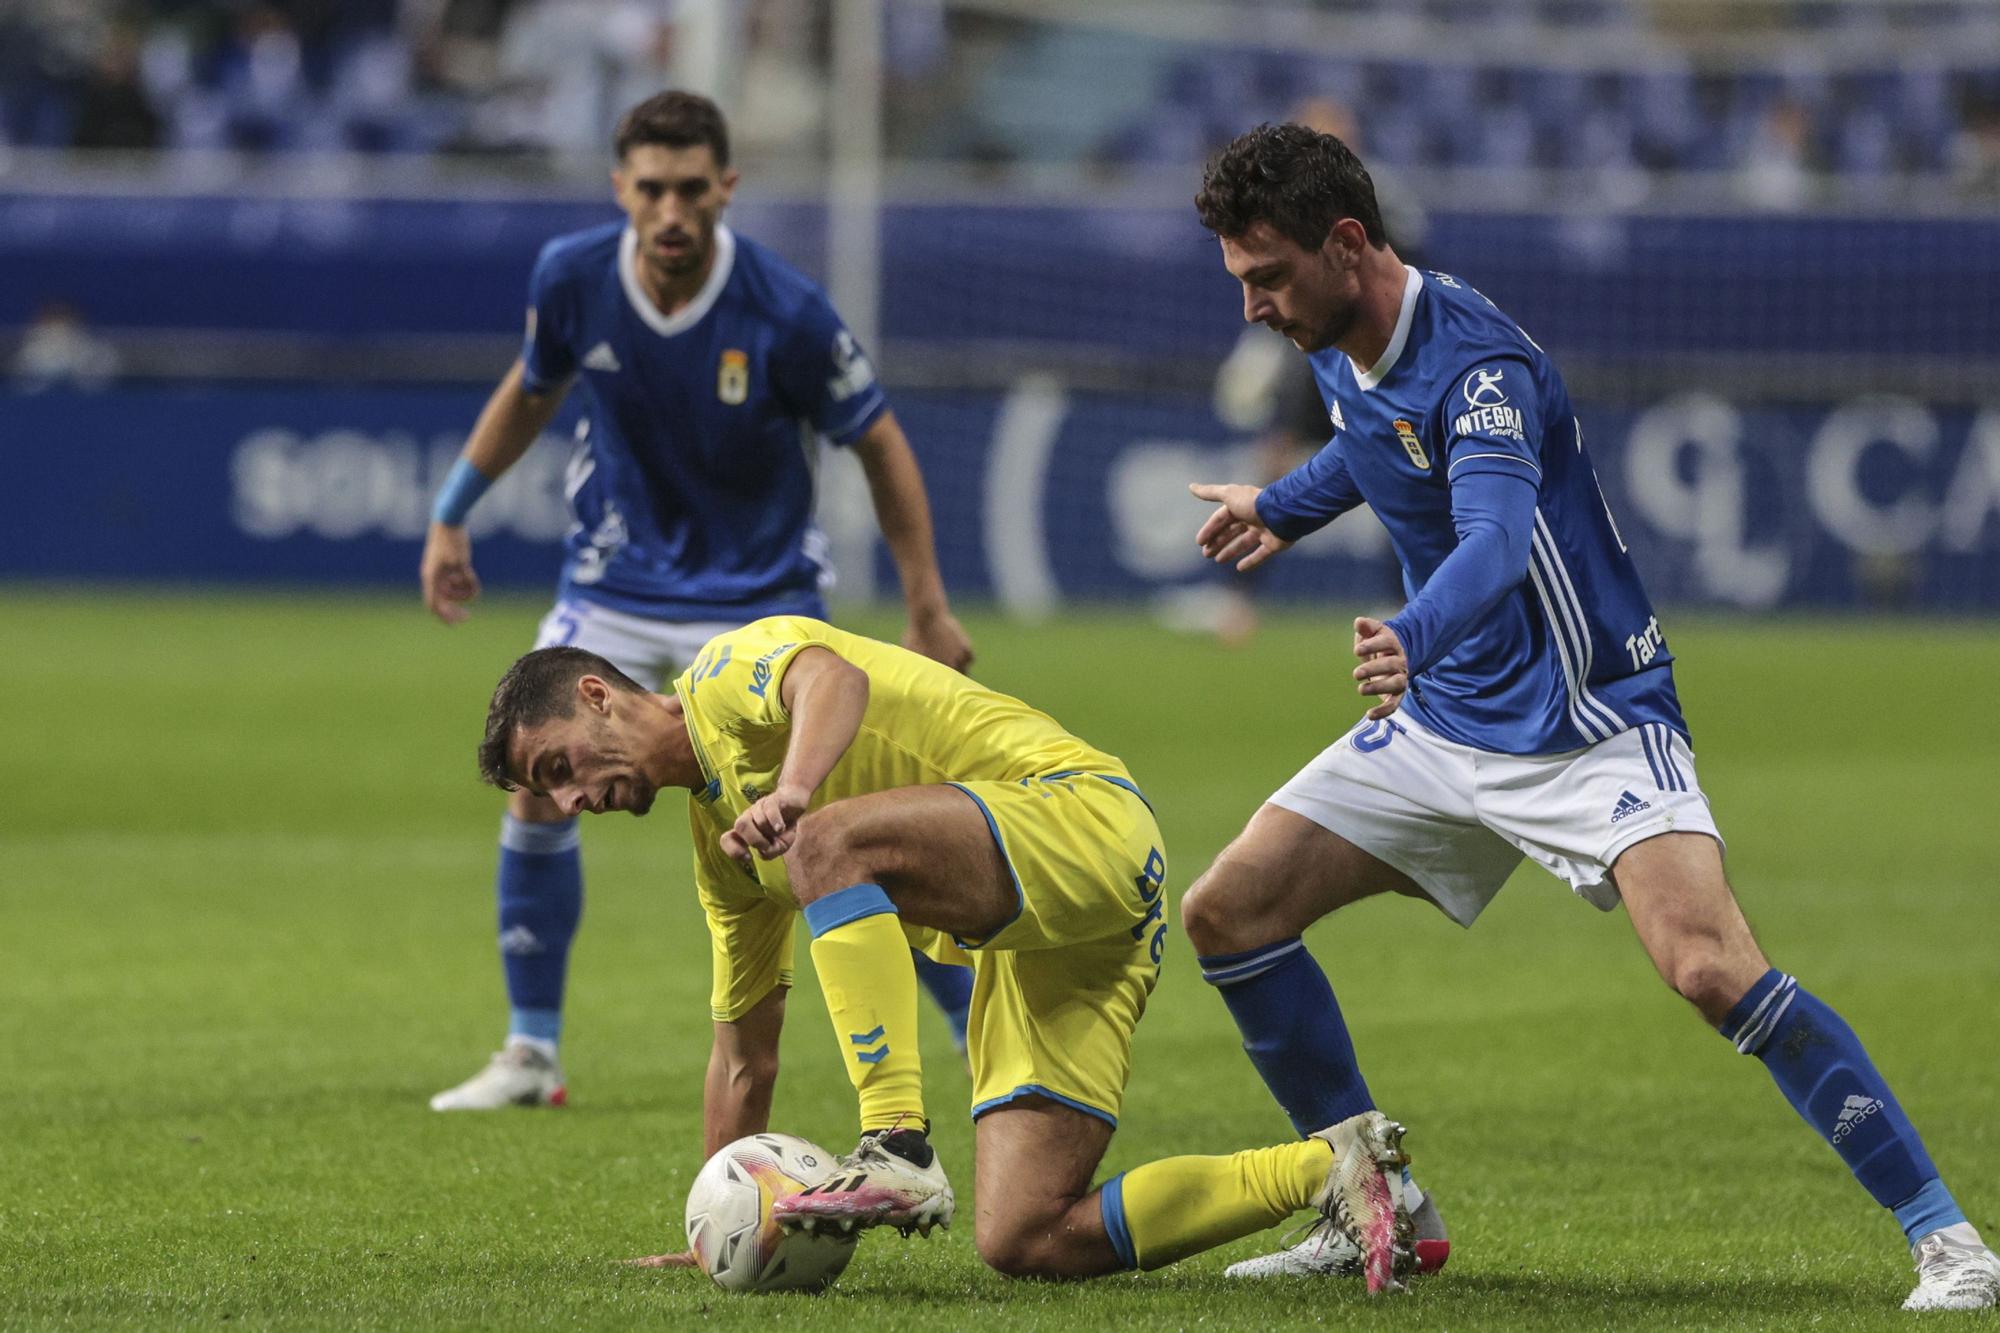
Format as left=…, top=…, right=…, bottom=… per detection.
left=431, top=457, right=495, bottom=526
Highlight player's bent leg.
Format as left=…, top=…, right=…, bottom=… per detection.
left=970, top=1096, right=1413, bottom=1291
left=1185, top=806, right=1453, bottom=1280
left=772, top=788, right=1012, bottom=1234
left=786, top=788, right=986, bottom=1049
left=430, top=786, right=576, bottom=1112
left=1183, top=804, right=1414, bottom=1142
left=971, top=1095, right=1123, bottom=1279
left=1181, top=803, right=1415, bottom=956
left=1093, top=1110, right=1417, bottom=1294
left=784, top=786, right=1018, bottom=938
left=1612, top=830, right=1767, bottom=1024
left=1616, top=831, right=1996, bottom=1310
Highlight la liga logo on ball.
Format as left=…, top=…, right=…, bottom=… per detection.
left=686, top=1134, right=856, bottom=1293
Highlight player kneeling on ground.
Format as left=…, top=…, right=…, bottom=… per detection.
left=476, top=618, right=1414, bottom=1286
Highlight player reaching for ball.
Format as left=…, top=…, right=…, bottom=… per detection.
left=1180, top=122, right=1997, bottom=1311
left=474, top=621, right=1419, bottom=1288
left=420, top=91, right=975, bottom=1113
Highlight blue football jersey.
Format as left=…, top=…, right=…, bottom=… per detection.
left=1261, top=266, right=1686, bottom=756
left=518, top=222, right=889, bottom=620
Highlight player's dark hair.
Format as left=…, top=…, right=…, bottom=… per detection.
left=479, top=647, right=647, bottom=791
left=1196, top=122, right=1386, bottom=251
left=614, top=90, right=730, bottom=167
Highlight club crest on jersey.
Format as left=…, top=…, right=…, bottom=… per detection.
left=717, top=348, right=749, bottom=405
left=1393, top=418, right=1430, bottom=470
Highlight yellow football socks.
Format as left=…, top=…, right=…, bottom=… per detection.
left=803, top=883, right=926, bottom=1132
left=1111, top=1138, right=1332, bottom=1269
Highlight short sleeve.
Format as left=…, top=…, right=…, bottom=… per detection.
left=519, top=243, right=577, bottom=392
left=694, top=812, right=796, bottom=1022
left=677, top=616, right=828, bottom=737
left=774, top=290, right=890, bottom=446
left=1442, top=357, right=1544, bottom=486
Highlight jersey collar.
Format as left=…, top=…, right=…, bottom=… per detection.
left=619, top=223, right=736, bottom=337
left=1349, top=264, right=1422, bottom=392
left=672, top=671, right=725, bottom=805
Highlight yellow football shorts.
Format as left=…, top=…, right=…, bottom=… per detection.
left=943, top=773, right=1168, bottom=1127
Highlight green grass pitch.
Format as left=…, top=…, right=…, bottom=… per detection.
left=5, top=587, right=1997, bottom=1330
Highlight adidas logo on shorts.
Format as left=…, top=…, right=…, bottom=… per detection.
left=1609, top=790, right=1652, bottom=824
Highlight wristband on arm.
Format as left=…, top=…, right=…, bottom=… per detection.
left=431, top=457, right=495, bottom=526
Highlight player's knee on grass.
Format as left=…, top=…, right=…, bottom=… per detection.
left=975, top=1207, right=1096, bottom=1281
left=976, top=1227, right=1052, bottom=1280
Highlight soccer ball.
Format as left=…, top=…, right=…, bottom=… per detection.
left=685, top=1133, right=857, bottom=1293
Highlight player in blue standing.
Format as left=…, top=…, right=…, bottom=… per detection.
left=1182, top=123, right=1997, bottom=1311
left=420, top=91, right=976, bottom=1111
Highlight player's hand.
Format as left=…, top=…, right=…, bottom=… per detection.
left=420, top=522, right=481, bottom=624
left=1189, top=482, right=1293, bottom=571
left=720, top=783, right=813, bottom=863
left=905, top=605, right=974, bottom=674
left=1353, top=616, right=1408, bottom=721
left=622, top=1250, right=698, bottom=1268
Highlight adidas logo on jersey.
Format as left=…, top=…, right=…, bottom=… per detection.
left=1609, top=790, right=1651, bottom=824
left=1328, top=400, right=1345, bottom=431
left=1831, top=1094, right=1883, bottom=1144
left=582, top=342, right=622, bottom=373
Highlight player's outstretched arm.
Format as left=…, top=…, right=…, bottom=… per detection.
left=851, top=413, right=974, bottom=672
left=1189, top=481, right=1294, bottom=571
left=721, top=647, right=869, bottom=862
left=704, top=987, right=786, bottom=1156
left=420, top=359, right=568, bottom=624
left=625, top=985, right=789, bottom=1269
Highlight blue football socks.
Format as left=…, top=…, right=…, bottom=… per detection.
left=910, top=949, right=974, bottom=1050
left=496, top=815, right=583, bottom=1047
left=1199, top=938, right=1375, bottom=1137
left=1721, top=969, right=1965, bottom=1243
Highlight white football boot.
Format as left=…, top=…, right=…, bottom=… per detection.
left=1903, top=1224, right=2000, bottom=1311
left=1304, top=1111, right=1416, bottom=1295
left=1226, top=1174, right=1450, bottom=1280
left=427, top=1042, right=567, bottom=1111
left=771, top=1125, right=954, bottom=1237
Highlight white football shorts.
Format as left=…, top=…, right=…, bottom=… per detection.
left=1269, top=710, right=1723, bottom=927
left=532, top=598, right=746, bottom=692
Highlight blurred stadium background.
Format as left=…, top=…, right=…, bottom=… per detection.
left=5, top=0, right=1999, bottom=608
left=6, top=2, right=1999, bottom=1327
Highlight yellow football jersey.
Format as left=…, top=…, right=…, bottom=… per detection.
left=674, top=615, right=1136, bottom=1020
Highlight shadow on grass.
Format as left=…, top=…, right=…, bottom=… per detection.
left=1419, top=1268, right=1880, bottom=1311
left=627, top=1262, right=1889, bottom=1318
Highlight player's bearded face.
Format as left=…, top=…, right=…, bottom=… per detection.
left=1222, top=225, right=1356, bottom=354
left=1288, top=251, right=1359, bottom=353
left=513, top=711, right=659, bottom=818
left=613, top=143, right=738, bottom=281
